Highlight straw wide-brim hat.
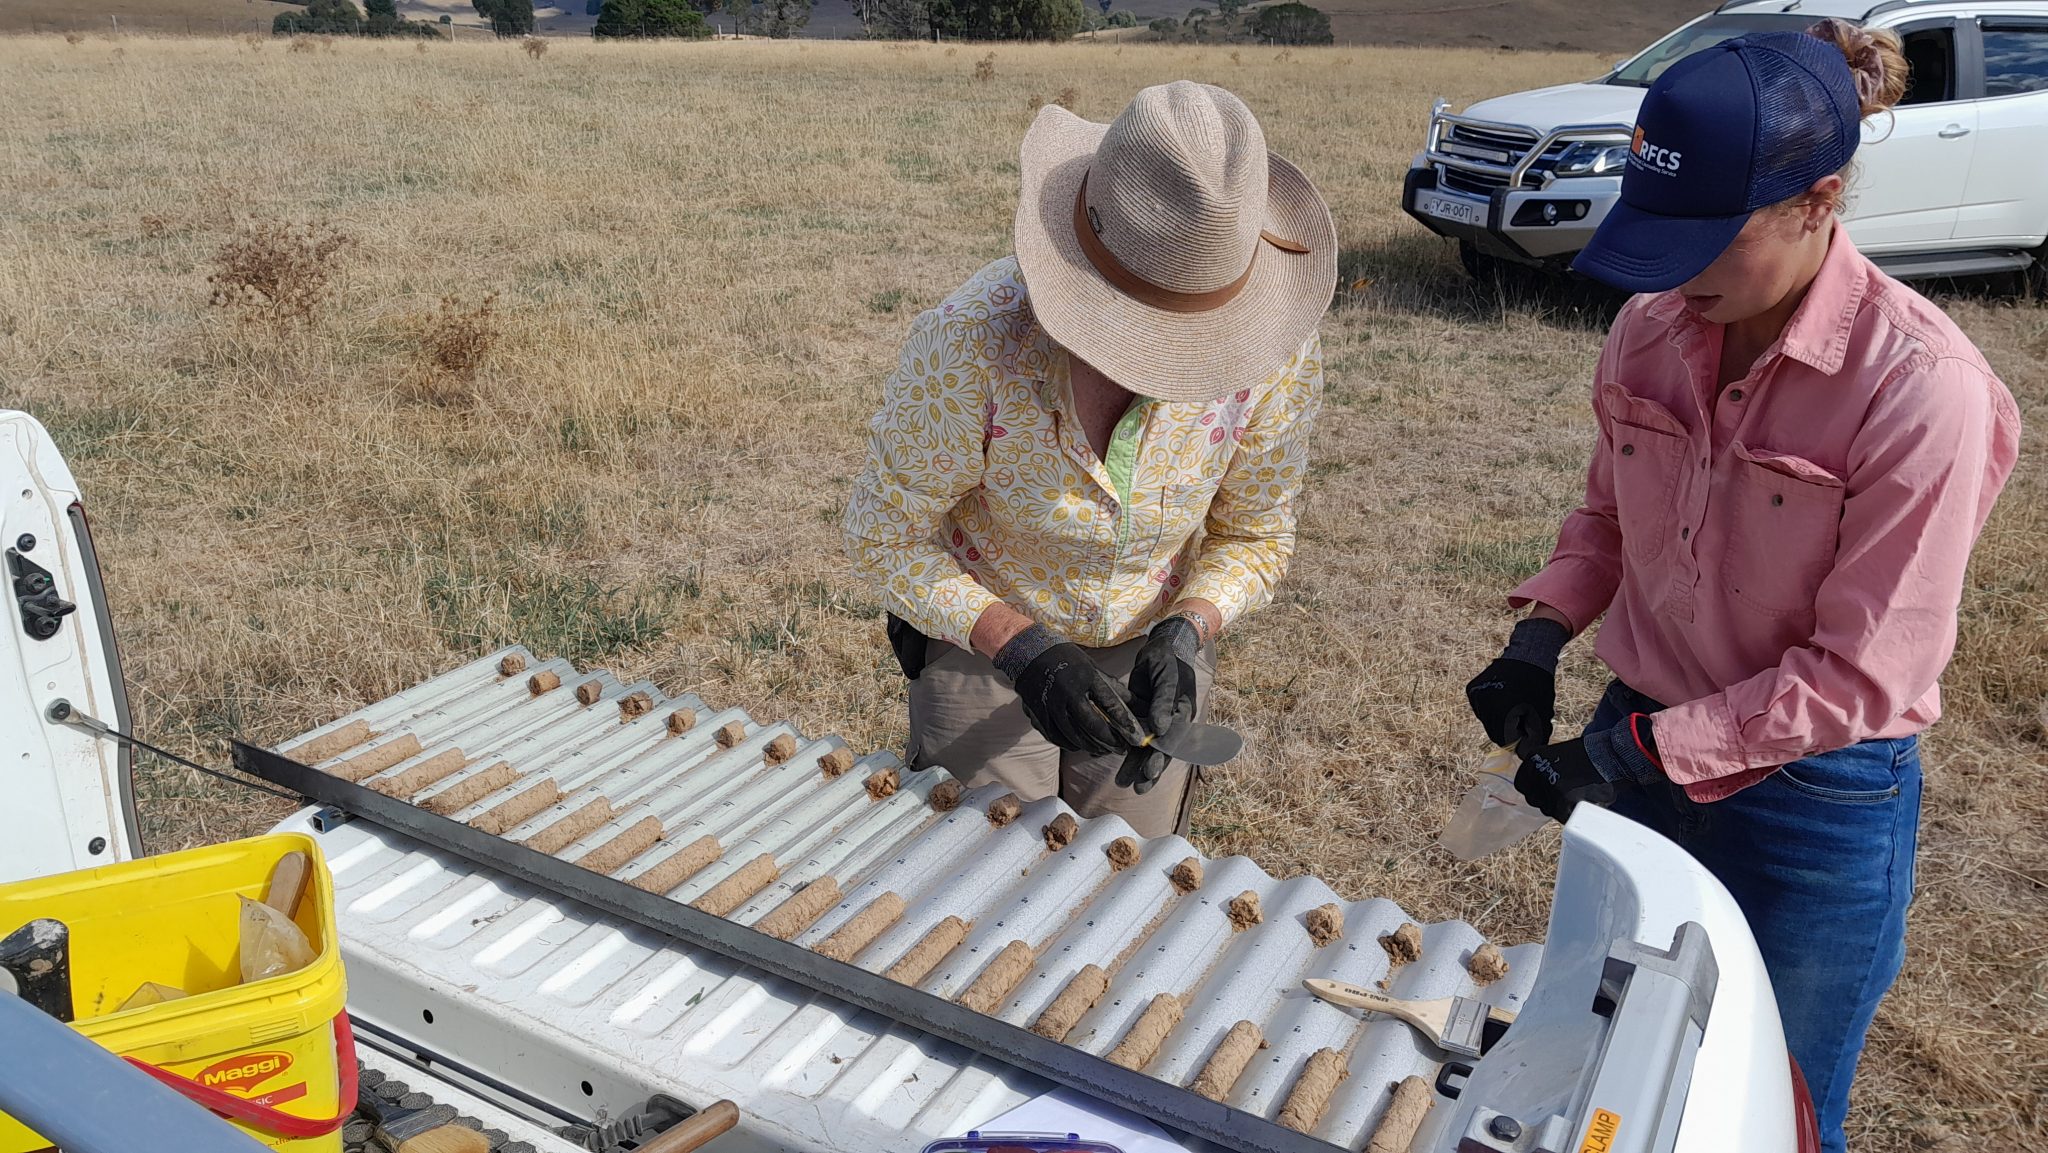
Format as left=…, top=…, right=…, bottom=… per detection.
left=1015, top=81, right=1337, bottom=403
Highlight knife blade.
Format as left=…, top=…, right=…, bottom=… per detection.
left=1139, top=719, right=1244, bottom=767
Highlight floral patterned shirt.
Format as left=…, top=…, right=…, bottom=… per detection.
left=844, top=257, right=1324, bottom=651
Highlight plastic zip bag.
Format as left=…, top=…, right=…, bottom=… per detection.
left=238, top=895, right=314, bottom=984
left=1437, top=745, right=1551, bottom=861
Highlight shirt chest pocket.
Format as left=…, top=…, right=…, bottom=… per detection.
left=1720, top=443, right=1845, bottom=617
left=1133, top=481, right=1215, bottom=554
left=1603, top=386, right=1689, bottom=566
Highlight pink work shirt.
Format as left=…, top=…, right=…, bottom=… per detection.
left=1513, top=226, right=2022, bottom=801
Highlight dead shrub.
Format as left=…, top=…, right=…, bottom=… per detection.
left=523, top=36, right=548, bottom=59
left=415, top=40, right=429, bottom=53
left=1054, top=85, right=1080, bottom=110
left=239, top=32, right=263, bottom=51
left=288, top=36, right=317, bottom=54
left=64, top=32, right=84, bottom=46
left=973, top=51, right=995, bottom=82
left=409, top=293, right=500, bottom=404
left=206, top=220, right=354, bottom=327
left=1025, top=92, right=1043, bottom=111
left=1230, top=49, right=1242, bottom=65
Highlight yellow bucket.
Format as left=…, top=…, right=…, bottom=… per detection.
left=0, top=833, right=352, bottom=1153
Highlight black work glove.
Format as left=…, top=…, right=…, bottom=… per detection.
left=1117, top=616, right=1201, bottom=794
left=996, top=624, right=1147, bottom=756
left=1466, top=617, right=1571, bottom=756
left=1515, top=714, right=1663, bottom=823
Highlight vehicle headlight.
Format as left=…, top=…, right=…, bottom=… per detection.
left=1551, top=140, right=1632, bottom=177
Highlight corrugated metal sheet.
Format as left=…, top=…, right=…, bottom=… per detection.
left=281, top=646, right=1543, bottom=1150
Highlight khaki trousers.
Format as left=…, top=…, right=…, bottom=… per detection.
left=904, top=633, right=1216, bottom=838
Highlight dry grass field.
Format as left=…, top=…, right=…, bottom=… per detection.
left=0, top=34, right=2041, bottom=1148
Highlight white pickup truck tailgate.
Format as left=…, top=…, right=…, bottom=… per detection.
left=254, top=647, right=1794, bottom=1153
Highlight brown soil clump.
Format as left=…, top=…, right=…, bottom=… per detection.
left=884, top=916, right=971, bottom=985
left=987, top=793, right=1022, bottom=827
left=1380, top=922, right=1423, bottom=966
left=755, top=877, right=843, bottom=940
left=1170, top=856, right=1203, bottom=893
left=692, top=853, right=780, bottom=916
left=1365, top=1075, right=1434, bottom=1152
left=1105, top=993, right=1184, bottom=1070
left=816, top=892, right=907, bottom=963
left=929, top=779, right=964, bottom=811
left=1032, top=964, right=1110, bottom=1041
left=1306, top=903, right=1344, bottom=947
left=1189, top=1020, right=1264, bottom=1101
left=1277, top=1048, right=1349, bottom=1133
left=1226, top=890, right=1264, bottom=931
left=764, top=733, right=799, bottom=765
left=630, top=835, right=721, bottom=895
left=1106, top=837, right=1140, bottom=871
left=1043, top=812, right=1079, bottom=851
left=1468, top=942, right=1510, bottom=985
left=866, top=767, right=901, bottom=800
left=958, top=939, right=1034, bottom=1013
left=818, top=747, right=855, bottom=777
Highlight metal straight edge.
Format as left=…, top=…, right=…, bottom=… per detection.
left=235, top=742, right=1347, bottom=1153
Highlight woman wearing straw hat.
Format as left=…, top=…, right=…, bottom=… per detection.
left=1463, top=23, right=2019, bottom=1150
left=844, top=82, right=1336, bottom=838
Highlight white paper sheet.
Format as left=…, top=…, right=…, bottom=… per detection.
left=972, top=1087, right=1195, bottom=1153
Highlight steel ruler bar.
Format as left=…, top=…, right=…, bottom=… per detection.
left=235, top=742, right=1351, bottom=1153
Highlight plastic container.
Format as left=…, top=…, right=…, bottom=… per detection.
left=0, top=833, right=353, bottom=1153
left=1437, top=745, right=1552, bottom=860
left=921, top=1135, right=1125, bottom=1153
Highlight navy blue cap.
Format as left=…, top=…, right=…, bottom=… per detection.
left=1573, top=31, right=1863, bottom=293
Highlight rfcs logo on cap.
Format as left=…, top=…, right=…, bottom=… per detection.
left=1630, top=125, right=1683, bottom=176
left=198, top=1051, right=293, bottom=1095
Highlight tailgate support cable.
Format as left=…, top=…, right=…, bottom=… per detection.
left=46, top=699, right=302, bottom=803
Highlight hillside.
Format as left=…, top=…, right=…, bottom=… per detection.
left=0, top=0, right=305, bottom=36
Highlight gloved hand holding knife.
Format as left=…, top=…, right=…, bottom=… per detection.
left=1118, top=615, right=1202, bottom=794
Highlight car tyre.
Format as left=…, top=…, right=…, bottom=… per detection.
left=2027, top=243, right=2048, bottom=301
left=1458, top=240, right=1492, bottom=281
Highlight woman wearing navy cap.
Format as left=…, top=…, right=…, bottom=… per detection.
left=1463, top=20, right=2021, bottom=1151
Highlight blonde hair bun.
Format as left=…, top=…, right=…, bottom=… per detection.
left=1809, top=18, right=1910, bottom=117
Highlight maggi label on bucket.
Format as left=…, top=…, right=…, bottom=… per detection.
left=199, top=1051, right=294, bottom=1095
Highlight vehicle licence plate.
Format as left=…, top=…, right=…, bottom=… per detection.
left=1416, top=191, right=1488, bottom=229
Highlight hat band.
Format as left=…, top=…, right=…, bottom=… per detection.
left=1073, top=174, right=1309, bottom=315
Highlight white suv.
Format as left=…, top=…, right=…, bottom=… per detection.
left=1403, top=0, right=2048, bottom=285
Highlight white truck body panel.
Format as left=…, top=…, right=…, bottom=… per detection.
left=0, top=410, right=136, bottom=884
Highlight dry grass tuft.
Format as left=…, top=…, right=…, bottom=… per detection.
left=522, top=35, right=548, bottom=60
left=206, top=220, right=353, bottom=327
left=287, top=35, right=316, bottom=54
left=64, top=31, right=82, bottom=46
left=973, top=50, right=996, bottom=82
left=0, top=38, right=2040, bottom=1148
left=1054, top=84, right=1081, bottom=110
left=409, top=293, right=501, bottom=405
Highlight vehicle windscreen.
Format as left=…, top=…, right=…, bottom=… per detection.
left=1607, top=13, right=1832, bottom=87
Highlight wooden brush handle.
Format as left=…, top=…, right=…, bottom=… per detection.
left=1306, top=978, right=1424, bottom=1016
left=264, top=851, right=311, bottom=919
left=637, top=1100, right=740, bottom=1153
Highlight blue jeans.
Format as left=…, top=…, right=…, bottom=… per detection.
left=1588, top=681, right=1921, bottom=1153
